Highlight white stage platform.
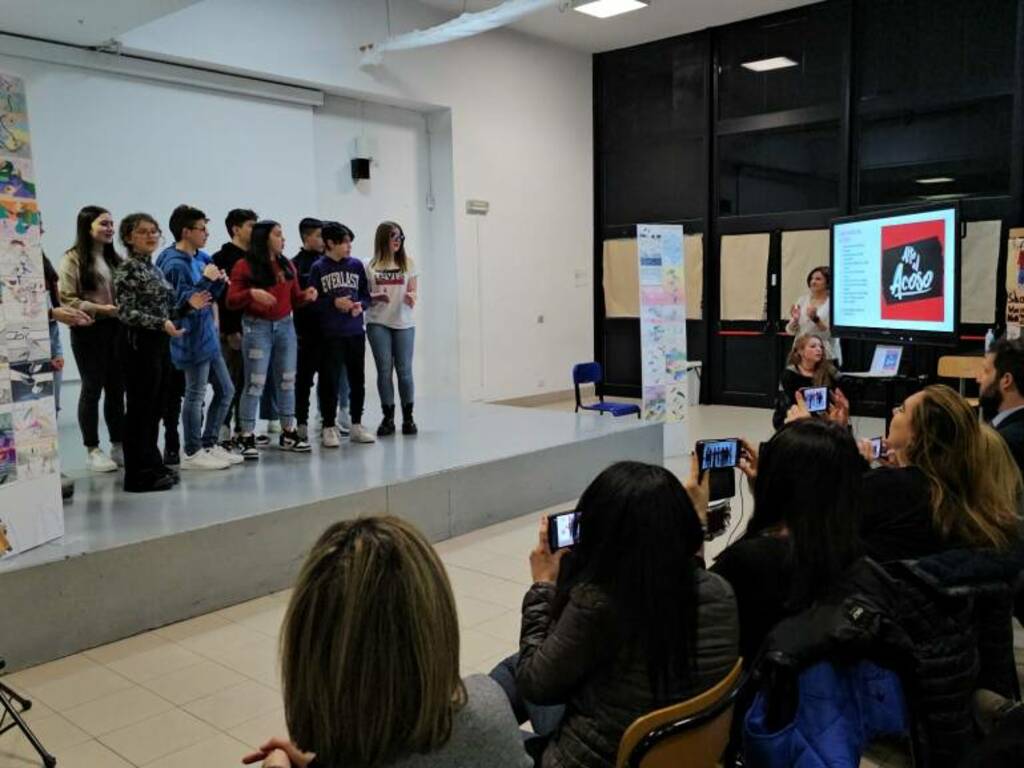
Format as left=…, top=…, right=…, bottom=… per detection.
left=0, top=399, right=661, bottom=671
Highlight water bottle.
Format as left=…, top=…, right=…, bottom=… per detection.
left=985, top=328, right=995, bottom=352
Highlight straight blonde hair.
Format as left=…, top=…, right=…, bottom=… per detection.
left=281, top=517, right=467, bottom=767
left=907, top=384, right=1021, bottom=550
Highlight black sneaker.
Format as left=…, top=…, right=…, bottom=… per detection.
left=159, top=467, right=181, bottom=485
left=280, top=429, right=311, bottom=452
left=163, top=448, right=181, bottom=467
left=239, top=434, right=260, bottom=460
left=255, top=434, right=271, bottom=447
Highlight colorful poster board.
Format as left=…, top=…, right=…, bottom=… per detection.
left=637, top=224, right=687, bottom=422
left=0, top=72, right=63, bottom=559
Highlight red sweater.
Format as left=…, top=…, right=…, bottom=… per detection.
left=227, top=257, right=310, bottom=321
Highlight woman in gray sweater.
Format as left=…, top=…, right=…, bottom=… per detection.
left=242, top=517, right=531, bottom=768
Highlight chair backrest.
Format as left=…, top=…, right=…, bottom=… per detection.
left=615, top=658, right=744, bottom=768
left=573, top=362, right=603, bottom=386
left=937, top=355, right=983, bottom=380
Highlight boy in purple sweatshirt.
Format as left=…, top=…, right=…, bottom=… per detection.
left=309, top=222, right=375, bottom=446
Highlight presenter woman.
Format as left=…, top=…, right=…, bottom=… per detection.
left=772, top=334, right=837, bottom=430
left=367, top=221, right=418, bottom=437
left=114, top=213, right=212, bottom=492
left=58, top=206, right=125, bottom=472
left=787, top=266, right=841, bottom=364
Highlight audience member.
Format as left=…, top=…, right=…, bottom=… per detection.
left=493, top=460, right=738, bottom=768
left=772, top=334, right=836, bottom=430
left=58, top=205, right=124, bottom=472
left=978, top=335, right=1024, bottom=473
left=241, top=517, right=530, bottom=768
left=212, top=208, right=258, bottom=448
left=711, top=420, right=863, bottom=664
left=860, top=384, right=1021, bottom=562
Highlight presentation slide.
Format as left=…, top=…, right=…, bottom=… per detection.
left=832, top=207, right=957, bottom=335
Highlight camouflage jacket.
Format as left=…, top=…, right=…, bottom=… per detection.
left=113, top=254, right=186, bottom=333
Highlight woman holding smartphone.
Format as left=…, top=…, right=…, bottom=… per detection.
left=772, top=334, right=836, bottom=430
left=366, top=221, right=419, bottom=436
left=114, top=213, right=212, bottom=492
left=58, top=205, right=125, bottom=472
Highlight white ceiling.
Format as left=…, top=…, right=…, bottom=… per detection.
left=0, top=1, right=202, bottom=46
left=418, top=0, right=819, bottom=52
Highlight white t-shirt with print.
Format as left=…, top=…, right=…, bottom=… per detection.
left=366, top=257, right=418, bottom=330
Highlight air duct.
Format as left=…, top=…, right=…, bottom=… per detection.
left=360, top=0, right=562, bottom=66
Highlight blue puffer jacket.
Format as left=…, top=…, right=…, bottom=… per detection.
left=744, top=660, right=907, bottom=768
left=157, top=247, right=225, bottom=368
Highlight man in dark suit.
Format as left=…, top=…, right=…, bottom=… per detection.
left=978, top=336, right=1024, bottom=474
left=978, top=335, right=1024, bottom=625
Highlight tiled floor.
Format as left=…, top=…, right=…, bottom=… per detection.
left=0, top=403, right=1018, bottom=767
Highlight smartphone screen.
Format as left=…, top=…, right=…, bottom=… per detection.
left=696, top=438, right=740, bottom=471
left=801, top=386, right=829, bottom=414
left=547, top=511, right=579, bottom=551
left=869, top=437, right=883, bottom=460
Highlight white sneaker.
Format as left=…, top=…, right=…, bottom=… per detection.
left=349, top=424, right=376, bottom=444
left=338, top=409, right=352, bottom=436
left=88, top=448, right=117, bottom=473
left=266, top=419, right=282, bottom=434
left=321, top=426, right=340, bottom=448
left=181, top=448, right=230, bottom=471
left=209, top=444, right=244, bottom=465
left=109, top=443, right=124, bottom=467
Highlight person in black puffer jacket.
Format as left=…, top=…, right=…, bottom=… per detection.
left=492, top=460, right=739, bottom=768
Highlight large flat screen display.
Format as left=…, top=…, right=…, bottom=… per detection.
left=830, top=204, right=960, bottom=344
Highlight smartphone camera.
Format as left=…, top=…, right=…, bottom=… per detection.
left=547, top=510, right=580, bottom=552
left=801, top=386, right=829, bottom=414
left=696, top=438, right=740, bottom=471
left=869, top=436, right=883, bottom=460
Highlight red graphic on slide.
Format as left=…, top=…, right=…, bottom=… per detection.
left=880, top=219, right=945, bottom=322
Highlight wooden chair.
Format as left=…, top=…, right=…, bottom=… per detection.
left=937, top=355, right=983, bottom=407
left=615, top=658, right=744, bottom=768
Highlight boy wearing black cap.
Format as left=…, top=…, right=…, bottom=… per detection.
left=292, top=217, right=326, bottom=442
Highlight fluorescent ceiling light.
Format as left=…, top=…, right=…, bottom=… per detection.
left=741, top=56, right=798, bottom=72
left=919, top=193, right=967, bottom=201
left=915, top=176, right=955, bottom=185
left=573, top=0, right=649, bottom=19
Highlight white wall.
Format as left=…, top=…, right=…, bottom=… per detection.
left=120, top=0, right=595, bottom=401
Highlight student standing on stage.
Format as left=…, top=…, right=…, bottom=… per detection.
left=310, top=221, right=376, bottom=447
left=367, top=221, right=418, bottom=436
left=158, top=205, right=237, bottom=471
left=291, top=218, right=328, bottom=441
left=213, top=208, right=258, bottom=448
left=228, top=220, right=318, bottom=457
left=114, top=213, right=223, bottom=491
left=58, top=206, right=125, bottom=473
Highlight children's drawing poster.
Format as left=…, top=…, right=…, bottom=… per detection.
left=638, top=225, right=687, bottom=422
left=0, top=71, right=63, bottom=559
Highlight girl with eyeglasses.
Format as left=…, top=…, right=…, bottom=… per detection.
left=366, top=221, right=419, bottom=436
left=113, top=214, right=212, bottom=492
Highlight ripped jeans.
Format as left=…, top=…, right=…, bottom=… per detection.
left=239, top=315, right=298, bottom=435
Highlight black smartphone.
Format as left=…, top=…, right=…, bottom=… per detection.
left=696, top=438, right=740, bottom=471
left=800, top=386, right=830, bottom=414
left=869, top=436, right=883, bottom=460
left=547, top=510, right=580, bottom=551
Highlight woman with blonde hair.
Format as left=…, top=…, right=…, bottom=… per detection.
left=242, top=517, right=530, bottom=768
left=861, top=384, right=1021, bottom=561
left=772, top=333, right=837, bottom=430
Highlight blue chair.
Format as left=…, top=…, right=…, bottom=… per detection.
left=573, top=362, right=641, bottom=418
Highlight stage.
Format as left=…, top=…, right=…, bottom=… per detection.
left=0, top=399, right=661, bottom=672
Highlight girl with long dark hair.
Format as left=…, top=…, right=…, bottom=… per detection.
left=113, top=213, right=212, bottom=492
left=366, top=221, right=419, bottom=436
left=227, top=220, right=317, bottom=457
left=495, top=460, right=739, bottom=768
left=58, top=205, right=124, bottom=472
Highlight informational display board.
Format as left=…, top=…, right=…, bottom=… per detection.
left=1007, top=228, right=1024, bottom=337
left=0, top=72, right=63, bottom=559
left=637, top=224, right=687, bottom=422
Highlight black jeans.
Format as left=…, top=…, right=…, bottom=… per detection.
left=70, top=319, right=124, bottom=448
left=295, top=332, right=321, bottom=427
left=118, top=327, right=171, bottom=488
left=220, top=334, right=244, bottom=432
left=319, top=334, right=365, bottom=426
left=163, top=367, right=185, bottom=454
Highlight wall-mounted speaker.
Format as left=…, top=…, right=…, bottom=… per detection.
left=351, top=158, right=371, bottom=181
